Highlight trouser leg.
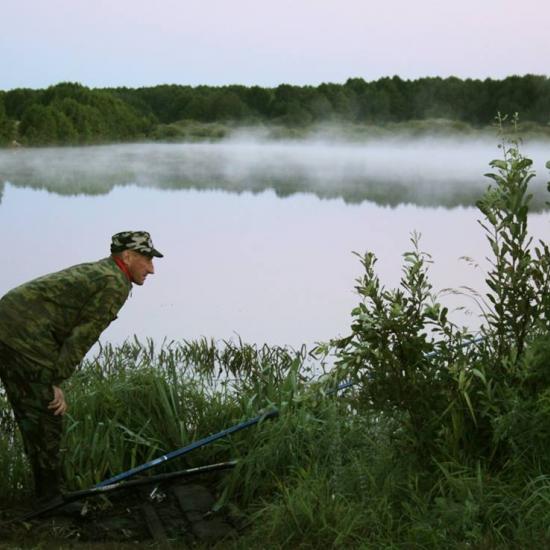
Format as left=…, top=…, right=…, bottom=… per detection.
left=0, top=344, right=64, bottom=499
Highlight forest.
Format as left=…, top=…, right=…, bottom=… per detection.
left=0, top=75, right=549, bottom=146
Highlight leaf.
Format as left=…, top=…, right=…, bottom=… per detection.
left=489, top=159, right=508, bottom=170
left=471, top=368, right=487, bottom=384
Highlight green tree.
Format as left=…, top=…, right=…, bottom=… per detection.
left=330, top=124, right=550, bottom=467
left=4, top=75, right=550, bottom=145
left=245, top=86, right=273, bottom=117
left=51, top=107, right=77, bottom=144
left=210, top=90, right=248, bottom=120
left=306, top=91, right=333, bottom=120
left=19, top=104, right=58, bottom=145
left=181, top=94, right=211, bottom=121
left=56, top=97, right=96, bottom=143
left=318, top=83, right=357, bottom=120
left=0, top=94, right=14, bottom=144
left=3, top=88, right=41, bottom=119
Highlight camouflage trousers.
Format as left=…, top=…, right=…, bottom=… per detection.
left=0, top=340, right=63, bottom=486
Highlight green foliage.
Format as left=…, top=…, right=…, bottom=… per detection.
left=0, top=93, right=14, bottom=145
left=151, top=119, right=229, bottom=141
left=3, top=337, right=550, bottom=545
left=328, top=235, right=461, bottom=457
left=3, top=88, right=40, bottom=119
left=3, top=76, right=550, bottom=146
left=478, top=116, right=550, bottom=360
left=10, top=82, right=154, bottom=146
left=0, top=337, right=308, bottom=500
left=19, top=104, right=59, bottom=145
left=111, top=74, right=550, bottom=127
left=462, top=118, right=550, bottom=467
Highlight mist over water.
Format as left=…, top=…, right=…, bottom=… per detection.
left=1, top=136, right=549, bottom=208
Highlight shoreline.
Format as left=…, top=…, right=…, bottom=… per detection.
left=2, top=119, right=550, bottom=149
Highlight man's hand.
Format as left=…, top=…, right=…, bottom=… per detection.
left=48, top=385, right=68, bottom=416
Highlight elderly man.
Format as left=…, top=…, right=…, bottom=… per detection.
left=0, top=231, right=162, bottom=507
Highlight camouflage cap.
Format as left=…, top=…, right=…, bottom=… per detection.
left=110, top=231, right=164, bottom=258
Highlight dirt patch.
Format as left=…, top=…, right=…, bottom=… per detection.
left=0, top=478, right=242, bottom=548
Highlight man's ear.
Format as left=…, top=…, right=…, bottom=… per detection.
left=120, top=250, right=132, bottom=265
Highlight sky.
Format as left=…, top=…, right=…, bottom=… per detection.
left=1, top=0, right=549, bottom=90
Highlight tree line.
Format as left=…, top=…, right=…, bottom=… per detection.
left=1, top=75, right=549, bottom=146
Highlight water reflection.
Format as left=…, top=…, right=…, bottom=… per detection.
left=1, top=139, right=549, bottom=209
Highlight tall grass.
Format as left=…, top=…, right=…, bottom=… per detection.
left=3, top=338, right=550, bottom=546
left=0, top=338, right=310, bottom=500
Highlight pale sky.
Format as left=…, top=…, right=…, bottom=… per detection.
left=1, top=0, right=549, bottom=90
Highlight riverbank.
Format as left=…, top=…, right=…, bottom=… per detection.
left=2, top=337, right=550, bottom=548
left=150, top=118, right=550, bottom=143
left=3, top=119, right=550, bottom=149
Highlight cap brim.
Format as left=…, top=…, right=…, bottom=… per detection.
left=151, top=248, right=164, bottom=258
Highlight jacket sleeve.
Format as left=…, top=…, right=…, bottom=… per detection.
left=53, top=278, right=129, bottom=384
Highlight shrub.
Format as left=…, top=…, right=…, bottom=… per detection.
left=330, top=115, right=550, bottom=469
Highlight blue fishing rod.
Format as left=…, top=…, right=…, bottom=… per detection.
left=95, top=408, right=279, bottom=487
left=95, top=379, right=355, bottom=488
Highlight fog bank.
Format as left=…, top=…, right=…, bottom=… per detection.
left=1, top=136, right=549, bottom=208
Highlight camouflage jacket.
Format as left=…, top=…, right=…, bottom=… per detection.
left=0, top=257, right=132, bottom=384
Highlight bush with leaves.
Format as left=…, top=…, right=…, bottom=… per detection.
left=328, top=233, right=472, bottom=460
left=330, top=116, right=550, bottom=469
left=468, top=116, right=550, bottom=467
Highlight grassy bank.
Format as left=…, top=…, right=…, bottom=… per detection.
left=150, top=118, right=550, bottom=143
left=5, top=117, right=550, bottom=148
left=3, top=337, right=550, bottom=547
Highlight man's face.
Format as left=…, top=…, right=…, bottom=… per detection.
left=123, top=250, right=155, bottom=285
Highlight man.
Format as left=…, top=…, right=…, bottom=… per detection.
left=0, top=230, right=162, bottom=506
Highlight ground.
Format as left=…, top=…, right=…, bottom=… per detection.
left=0, top=476, right=240, bottom=549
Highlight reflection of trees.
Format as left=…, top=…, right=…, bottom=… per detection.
left=0, top=180, right=4, bottom=204
left=5, top=170, right=542, bottom=210
left=0, top=145, right=548, bottom=210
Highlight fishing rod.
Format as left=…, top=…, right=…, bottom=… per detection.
left=95, top=377, right=357, bottom=488
left=95, top=409, right=279, bottom=487
left=3, top=382, right=353, bottom=524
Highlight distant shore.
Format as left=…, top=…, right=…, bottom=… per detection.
left=149, top=118, right=550, bottom=143
left=2, top=119, right=550, bottom=150
left=1, top=77, right=550, bottom=147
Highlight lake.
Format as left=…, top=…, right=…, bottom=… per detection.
left=1, top=136, right=549, bottom=350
